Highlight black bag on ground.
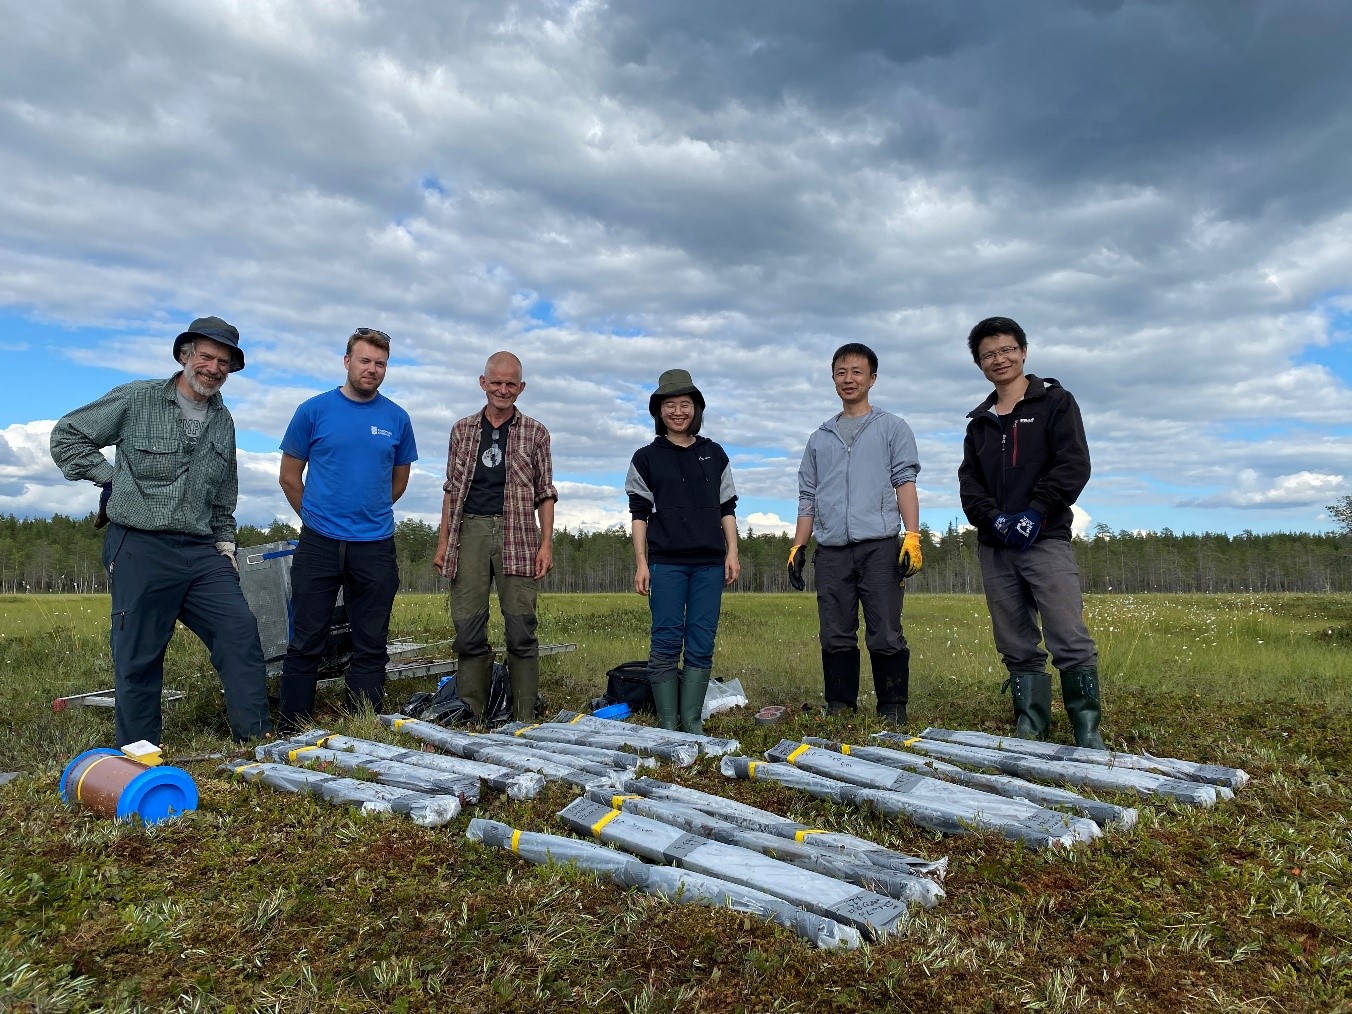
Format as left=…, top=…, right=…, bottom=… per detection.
left=604, top=660, right=655, bottom=714
left=404, top=662, right=546, bottom=727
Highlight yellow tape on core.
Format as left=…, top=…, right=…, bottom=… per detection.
left=315, top=735, right=332, bottom=748
left=569, top=713, right=585, bottom=724
left=74, top=754, right=118, bottom=802
left=591, top=809, right=621, bottom=836
left=288, top=746, right=318, bottom=762
left=611, top=794, right=639, bottom=808
left=840, top=744, right=852, bottom=755
left=510, top=829, right=522, bottom=853
left=392, top=718, right=408, bottom=730
left=785, top=743, right=811, bottom=763
left=903, top=737, right=921, bottom=747
left=513, top=724, right=540, bottom=737
left=794, top=829, right=827, bottom=842
left=747, top=761, right=759, bottom=779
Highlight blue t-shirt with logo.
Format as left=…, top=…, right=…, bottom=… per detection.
left=280, top=388, right=418, bottom=541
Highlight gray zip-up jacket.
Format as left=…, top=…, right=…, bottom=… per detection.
left=797, top=408, right=920, bottom=547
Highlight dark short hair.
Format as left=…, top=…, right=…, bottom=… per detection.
left=967, top=317, right=1027, bottom=363
left=653, top=396, right=704, bottom=437
left=831, top=342, right=878, bottom=375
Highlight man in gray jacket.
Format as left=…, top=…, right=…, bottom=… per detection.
left=788, top=343, right=924, bottom=722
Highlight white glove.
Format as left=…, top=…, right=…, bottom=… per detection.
left=215, top=541, right=238, bottom=572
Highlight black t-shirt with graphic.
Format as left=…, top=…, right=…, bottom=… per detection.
left=463, top=415, right=512, bottom=516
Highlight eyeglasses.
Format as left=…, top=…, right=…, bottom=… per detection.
left=978, top=344, right=1022, bottom=365
left=353, top=327, right=391, bottom=342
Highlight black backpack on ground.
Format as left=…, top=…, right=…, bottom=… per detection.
left=602, top=660, right=655, bottom=714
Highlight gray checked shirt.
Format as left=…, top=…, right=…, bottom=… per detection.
left=50, top=375, right=241, bottom=541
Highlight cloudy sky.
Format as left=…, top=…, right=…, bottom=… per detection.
left=3, top=0, right=1349, bottom=538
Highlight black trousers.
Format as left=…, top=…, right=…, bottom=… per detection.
left=104, top=523, right=271, bottom=747
left=279, top=527, right=400, bottom=728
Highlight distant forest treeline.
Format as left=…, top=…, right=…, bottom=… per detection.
left=3, top=513, right=1350, bottom=595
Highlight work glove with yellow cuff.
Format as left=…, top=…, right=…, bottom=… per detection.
left=898, top=531, right=923, bottom=579
left=786, top=545, right=807, bottom=591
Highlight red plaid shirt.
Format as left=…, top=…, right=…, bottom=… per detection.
left=437, top=408, right=557, bottom=580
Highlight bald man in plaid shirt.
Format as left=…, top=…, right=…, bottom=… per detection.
left=434, top=351, right=557, bottom=724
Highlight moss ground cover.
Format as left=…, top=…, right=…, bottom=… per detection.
left=1, top=592, right=1349, bottom=1012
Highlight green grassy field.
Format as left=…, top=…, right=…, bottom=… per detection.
left=2, top=592, right=1349, bottom=1012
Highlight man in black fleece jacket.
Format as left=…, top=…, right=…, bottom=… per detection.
left=958, top=317, right=1106, bottom=749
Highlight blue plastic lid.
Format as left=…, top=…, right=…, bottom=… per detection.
left=593, top=703, right=631, bottom=721
left=115, top=765, right=199, bottom=825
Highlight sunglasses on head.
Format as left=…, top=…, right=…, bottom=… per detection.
left=353, top=327, right=391, bottom=342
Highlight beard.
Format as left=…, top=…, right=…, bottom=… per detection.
left=185, top=368, right=224, bottom=398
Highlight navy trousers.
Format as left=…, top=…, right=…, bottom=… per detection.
left=648, top=562, right=725, bottom=674
left=104, top=523, right=272, bottom=747
left=278, top=527, right=400, bottom=729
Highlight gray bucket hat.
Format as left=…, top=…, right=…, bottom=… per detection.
left=648, top=368, right=705, bottom=417
left=174, top=316, right=245, bottom=372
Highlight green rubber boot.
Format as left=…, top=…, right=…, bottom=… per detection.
left=1003, top=669, right=1052, bottom=740
left=507, top=653, right=540, bottom=724
left=455, top=653, right=495, bottom=725
left=1060, top=665, right=1106, bottom=750
left=648, top=654, right=681, bottom=731
left=679, top=667, right=711, bottom=735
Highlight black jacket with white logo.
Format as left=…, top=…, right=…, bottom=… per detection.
left=958, top=375, right=1091, bottom=546
left=625, top=436, right=737, bottom=566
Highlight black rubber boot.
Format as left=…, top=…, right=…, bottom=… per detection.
left=1060, top=665, right=1106, bottom=750
left=869, top=649, right=910, bottom=725
left=822, top=648, right=860, bottom=713
left=1003, top=669, right=1052, bottom=740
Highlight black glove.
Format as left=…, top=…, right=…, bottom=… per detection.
left=786, top=545, right=807, bottom=591
left=1004, top=509, right=1043, bottom=552
left=94, top=482, right=112, bottom=530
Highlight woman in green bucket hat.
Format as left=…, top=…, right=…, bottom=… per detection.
left=624, top=369, right=741, bottom=733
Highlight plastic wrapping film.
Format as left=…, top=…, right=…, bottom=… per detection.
left=701, top=677, right=748, bottom=720
left=255, top=741, right=482, bottom=803
left=556, top=796, right=909, bottom=941
left=914, top=728, right=1250, bottom=789
left=281, top=731, right=545, bottom=800
left=877, top=734, right=1227, bottom=808
left=720, top=756, right=1100, bottom=850
left=382, top=715, right=620, bottom=790
left=220, top=761, right=461, bottom=827
left=501, top=722, right=699, bottom=767
left=587, top=790, right=944, bottom=908
left=615, top=776, right=947, bottom=880
left=766, top=740, right=1104, bottom=844
left=476, top=730, right=656, bottom=771
left=555, top=710, right=740, bottom=757
left=465, top=818, right=861, bottom=950
left=804, top=737, right=1137, bottom=829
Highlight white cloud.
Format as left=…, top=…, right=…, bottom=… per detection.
left=1, top=1, right=1350, bottom=535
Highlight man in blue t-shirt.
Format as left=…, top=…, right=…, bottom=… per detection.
left=277, top=328, right=418, bottom=731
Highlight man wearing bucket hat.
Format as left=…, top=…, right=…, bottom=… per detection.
left=50, top=316, right=273, bottom=747
left=626, top=369, right=740, bottom=733
left=433, top=351, right=557, bottom=724
left=789, top=342, right=923, bottom=724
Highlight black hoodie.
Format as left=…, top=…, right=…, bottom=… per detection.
left=625, top=435, right=737, bottom=566
left=958, top=375, right=1091, bottom=546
